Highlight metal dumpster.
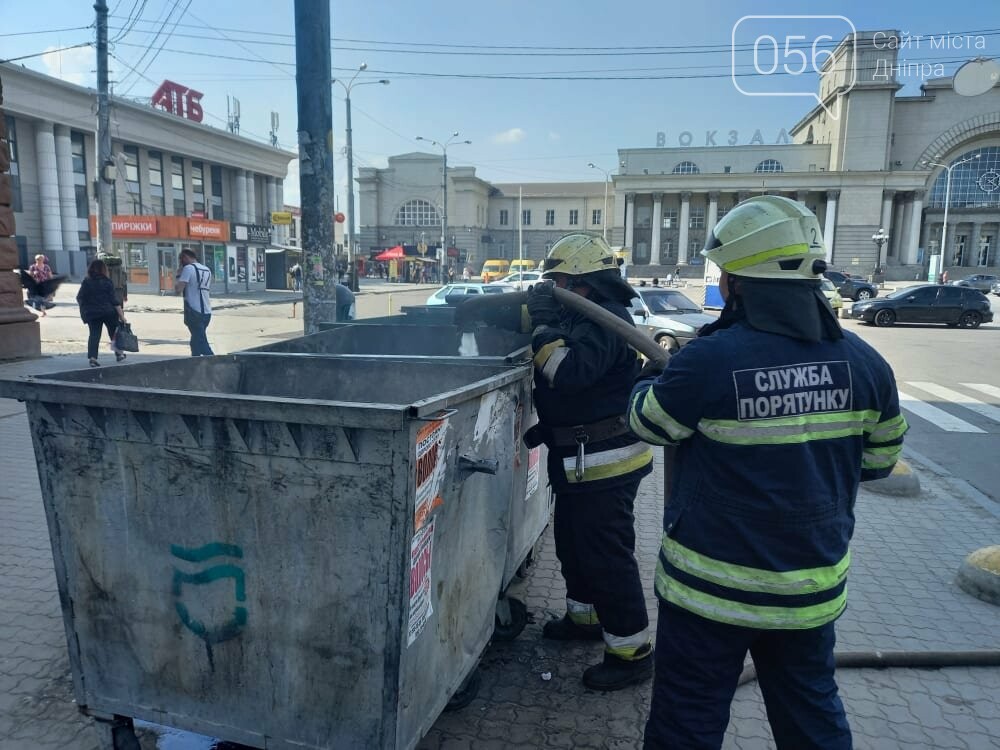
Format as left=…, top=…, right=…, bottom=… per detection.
left=0, top=354, right=530, bottom=749
left=242, top=323, right=551, bottom=606
left=247, top=323, right=529, bottom=362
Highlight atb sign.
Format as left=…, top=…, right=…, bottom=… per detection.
left=732, top=16, right=856, bottom=120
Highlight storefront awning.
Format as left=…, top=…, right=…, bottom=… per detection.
left=375, top=245, right=406, bottom=261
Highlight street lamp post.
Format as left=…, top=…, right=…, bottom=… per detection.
left=871, top=227, right=888, bottom=287
left=416, top=132, right=470, bottom=279
left=922, top=153, right=981, bottom=281
left=334, top=63, right=389, bottom=291
left=588, top=163, right=611, bottom=242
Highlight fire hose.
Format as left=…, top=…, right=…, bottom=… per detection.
left=455, top=287, right=1000, bottom=681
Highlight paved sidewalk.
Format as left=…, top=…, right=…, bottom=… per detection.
left=0, top=355, right=998, bottom=749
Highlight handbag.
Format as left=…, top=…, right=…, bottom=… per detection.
left=114, top=322, right=140, bottom=353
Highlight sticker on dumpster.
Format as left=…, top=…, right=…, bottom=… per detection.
left=526, top=447, right=540, bottom=498
left=407, top=519, right=435, bottom=646
left=171, top=542, right=247, bottom=648
left=513, top=403, right=523, bottom=468
left=415, top=418, right=449, bottom=530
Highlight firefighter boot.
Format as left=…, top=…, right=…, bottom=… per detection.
left=542, top=614, right=603, bottom=641
left=582, top=642, right=653, bottom=691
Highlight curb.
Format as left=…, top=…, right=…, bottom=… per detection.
left=957, top=546, right=1000, bottom=606
left=865, top=458, right=921, bottom=497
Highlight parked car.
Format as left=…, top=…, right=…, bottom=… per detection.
left=820, top=278, right=844, bottom=311
left=992, top=280, right=1000, bottom=296
left=951, top=273, right=999, bottom=292
left=426, top=283, right=515, bottom=305
left=823, top=270, right=878, bottom=301
left=628, top=287, right=717, bottom=352
left=494, top=271, right=542, bottom=287
left=851, top=284, right=993, bottom=328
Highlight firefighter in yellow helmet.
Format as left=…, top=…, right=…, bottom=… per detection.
left=630, top=196, right=907, bottom=747
left=460, top=233, right=655, bottom=690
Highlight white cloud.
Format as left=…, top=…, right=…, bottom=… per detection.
left=548, top=131, right=561, bottom=142
left=492, top=127, right=526, bottom=145
left=282, top=159, right=300, bottom=207
left=40, top=45, right=94, bottom=87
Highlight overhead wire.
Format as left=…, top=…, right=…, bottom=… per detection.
left=117, top=0, right=184, bottom=93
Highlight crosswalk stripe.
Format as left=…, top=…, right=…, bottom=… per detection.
left=906, top=382, right=1000, bottom=426
left=962, top=383, right=1000, bottom=401
left=896, top=389, right=987, bottom=433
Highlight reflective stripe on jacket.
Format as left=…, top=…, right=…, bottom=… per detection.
left=629, top=321, right=906, bottom=629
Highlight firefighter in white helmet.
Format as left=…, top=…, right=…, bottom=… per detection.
left=630, top=196, right=907, bottom=748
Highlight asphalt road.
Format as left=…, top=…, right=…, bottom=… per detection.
left=840, top=293, right=1000, bottom=505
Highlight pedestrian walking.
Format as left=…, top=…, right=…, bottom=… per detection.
left=76, top=259, right=126, bottom=367
left=462, top=266, right=471, bottom=282
left=291, top=263, right=303, bottom=291
left=174, top=249, right=214, bottom=356
left=335, top=282, right=355, bottom=322
left=631, top=196, right=908, bottom=749
left=458, top=234, right=654, bottom=691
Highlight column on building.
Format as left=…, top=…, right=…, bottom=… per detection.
left=245, top=172, right=257, bottom=224
left=920, top=221, right=933, bottom=263
left=265, top=176, right=277, bottom=223
left=624, top=193, right=635, bottom=250
left=276, top=178, right=286, bottom=246
left=879, top=190, right=895, bottom=234
left=706, top=191, right=720, bottom=237
left=822, top=190, right=839, bottom=263
left=650, top=193, right=663, bottom=264
left=889, top=198, right=905, bottom=260
left=796, top=190, right=809, bottom=205
left=898, top=197, right=915, bottom=263
left=235, top=168, right=248, bottom=224
left=903, top=191, right=923, bottom=265
left=677, top=191, right=691, bottom=265
left=969, top=222, right=983, bottom=267
left=34, top=122, right=64, bottom=254
left=53, top=126, right=80, bottom=253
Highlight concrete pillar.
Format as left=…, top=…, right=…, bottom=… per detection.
left=34, top=122, right=64, bottom=253
left=903, top=191, right=924, bottom=265
left=898, top=198, right=914, bottom=264
left=879, top=190, right=895, bottom=235
left=246, top=172, right=256, bottom=223
left=235, top=169, right=248, bottom=223
left=823, top=190, right=839, bottom=263
left=796, top=190, right=809, bottom=204
left=889, top=198, right=905, bottom=260
left=275, top=178, right=286, bottom=245
left=970, top=222, right=984, bottom=267
left=53, top=126, right=80, bottom=253
left=266, top=176, right=277, bottom=222
left=677, top=192, right=691, bottom=264
left=706, top=191, right=720, bottom=237
left=650, top=193, right=663, bottom=264
left=624, top=193, right=635, bottom=249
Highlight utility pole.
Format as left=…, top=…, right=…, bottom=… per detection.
left=95, top=0, right=113, bottom=255
left=294, top=0, right=335, bottom=334
left=415, top=132, right=470, bottom=279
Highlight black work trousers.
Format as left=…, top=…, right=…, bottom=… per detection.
left=553, top=476, right=648, bottom=637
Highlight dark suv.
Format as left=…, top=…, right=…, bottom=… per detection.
left=823, top=270, right=878, bottom=301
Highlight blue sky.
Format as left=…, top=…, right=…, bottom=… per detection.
left=3, top=0, right=995, bottom=207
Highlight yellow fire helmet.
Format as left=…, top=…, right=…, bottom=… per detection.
left=702, top=195, right=827, bottom=280
left=541, top=233, right=618, bottom=278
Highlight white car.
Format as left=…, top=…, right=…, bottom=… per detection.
left=493, top=271, right=542, bottom=287
left=628, top=287, right=717, bottom=352
left=426, top=283, right=516, bottom=305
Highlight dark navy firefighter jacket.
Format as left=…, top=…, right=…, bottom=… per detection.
left=629, top=321, right=907, bottom=629
left=531, top=299, right=653, bottom=494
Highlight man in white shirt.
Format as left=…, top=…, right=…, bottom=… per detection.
left=174, top=249, right=214, bottom=356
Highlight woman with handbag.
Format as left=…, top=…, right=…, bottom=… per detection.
left=76, top=259, right=126, bottom=367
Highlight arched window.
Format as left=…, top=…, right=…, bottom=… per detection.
left=754, top=159, right=784, bottom=173
left=928, top=146, right=1000, bottom=209
left=395, top=199, right=440, bottom=226
left=671, top=161, right=700, bottom=175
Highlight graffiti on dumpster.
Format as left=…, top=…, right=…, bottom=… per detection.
left=171, top=542, right=248, bottom=655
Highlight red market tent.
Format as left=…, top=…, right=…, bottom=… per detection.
left=375, top=245, right=406, bottom=261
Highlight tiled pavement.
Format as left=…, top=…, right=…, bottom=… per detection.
left=1, top=357, right=999, bottom=749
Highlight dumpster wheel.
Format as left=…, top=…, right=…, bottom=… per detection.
left=492, top=596, right=528, bottom=642
left=444, top=668, right=481, bottom=712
